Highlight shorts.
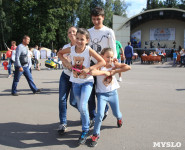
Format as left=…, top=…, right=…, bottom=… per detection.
left=35, top=59, right=40, bottom=64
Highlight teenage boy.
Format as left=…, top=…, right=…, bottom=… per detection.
left=88, top=7, right=117, bottom=127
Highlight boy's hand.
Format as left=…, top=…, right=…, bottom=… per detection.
left=19, top=67, right=23, bottom=72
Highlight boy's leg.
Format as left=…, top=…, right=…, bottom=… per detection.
left=88, top=81, right=96, bottom=120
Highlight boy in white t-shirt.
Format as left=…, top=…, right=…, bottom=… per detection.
left=88, top=7, right=117, bottom=125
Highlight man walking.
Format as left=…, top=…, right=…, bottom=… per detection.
left=11, top=35, right=41, bottom=96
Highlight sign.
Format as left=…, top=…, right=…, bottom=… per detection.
left=150, top=28, right=175, bottom=41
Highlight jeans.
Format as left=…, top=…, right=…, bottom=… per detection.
left=8, top=59, right=13, bottom=75
left=173, top=58, right=177, bottom=66
left=93, top=90, right=122, bottom=135
left=73, top=82, right=93, bottom=132
left=125, top=57, right=132, bottom=65
left=59, top=72, right=77, bottom=125
left=11, top=66, right=38, bottom=94
left=88, top=77, right=109, bottom=120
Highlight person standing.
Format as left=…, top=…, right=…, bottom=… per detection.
left=57, top=26, right=78, bottom=135
left=11, top=35, right=41, bottom=96
left=33, top=45, right=38, bottom=69
left=124, top=42, right=134, bottom=65
left=34, top=47, right=41, bottom=71
left=116, top=40, right=124, bottom=82
left=88, top=7, right=117, bottom=125
left=7, top=41, right=17, bottom=78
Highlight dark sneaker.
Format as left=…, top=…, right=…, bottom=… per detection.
left=117, top=119, right=123, bottom=128
left=89, top=119, right=95, bottom=128
left=58, top=124, right=67, bottom=135
left=90, top=135, right=99, bottom=147
left=102, top=111, right=108, bottom=121
left=78, top=131, right=89, bottom=145
left=33, top=89, right=41, bottom=94
left=12, top=93, right=19, bottom=96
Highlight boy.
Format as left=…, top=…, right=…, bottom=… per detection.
left=88, top=7, right=117, bottom=127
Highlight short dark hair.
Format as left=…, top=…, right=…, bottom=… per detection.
left=91, top=7, right=104, bottom=17
left=23, top=35, right=30, bottom=39
left=128, top=42, right=131, bottom=45
left=77, top=28, right=90, bottom=41
left=101, top=48, right=113, bottom=55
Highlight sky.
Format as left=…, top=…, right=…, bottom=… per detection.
left=125, top=0, right=147, bottom=18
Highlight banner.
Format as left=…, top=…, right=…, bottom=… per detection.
left=131, top=30, right=141, bottom=48
left=150, top=28, right=175, bottom=41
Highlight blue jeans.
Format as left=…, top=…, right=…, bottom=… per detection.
left=59, top=72, right=77, bottom=125
left=88, top=77, right=109, bottom=120
left=8, top=59, right=14, bottom=75
left=126, top=57, right=132, bottom=65
left=93, top=90, right=122, bottom=135
left=173, top=58, right=177, bottom=66
left=73, top=82, right=93, bottom=132
left=11, top=66, right=38, bottom=94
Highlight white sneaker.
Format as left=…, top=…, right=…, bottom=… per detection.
left=118, top=77, right=122, bottom=82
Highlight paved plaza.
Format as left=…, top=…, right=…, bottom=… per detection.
left=0, top=59, right=184, bottom=150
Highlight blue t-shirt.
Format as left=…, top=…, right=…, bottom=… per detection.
left=173, top=52, right=177, bottom=59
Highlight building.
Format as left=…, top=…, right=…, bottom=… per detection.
left=113, top=8, right=185, bottom=52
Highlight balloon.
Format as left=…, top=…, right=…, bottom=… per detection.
left=4, top=66, right=8, bottom=70
left=3, top=61, right=8, bottom=67
left=6, top=51, right=12, bottom=58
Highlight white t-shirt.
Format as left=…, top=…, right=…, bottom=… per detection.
left=28, top=50, right=32, bottom=69
left=34, top=50, right=40, bottom=59
left=70, top=45, right=94, bottom=84
left=62, top=43, right=72, bottom=76
left=88, top=26, right=117, bottom=63
left=96, top=65, right=120, bottom=93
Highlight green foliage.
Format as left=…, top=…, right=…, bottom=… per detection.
left=0, top=0, right=129, bottom=50
left=146, top=0, right=185, bottom=10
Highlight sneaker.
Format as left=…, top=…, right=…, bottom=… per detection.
left=8, top=74, right=12, bottom=78
left=90, top=135, right=99, bottom=147
left=117, top=119, right=123, bottom=128
left=58, top=124, right=67, bottom=135
left=118, top=77, right=122, bottom=82
left=89, top=119, right=95, bottom=128
left=33, top=89, right=41, bottom=94
left=12, top=93, right=19, bottom=96
left=78, top=131, right=89, bottom=145
left=102, top=111, right=108, bottom=121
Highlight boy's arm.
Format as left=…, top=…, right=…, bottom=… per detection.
left=110, top=62, right=131, bottom=76
left=108, top=29, right=117, bottom=59
left=89, top=48, right=106, bottom=70
left=82, top=48, right=106, bottom=74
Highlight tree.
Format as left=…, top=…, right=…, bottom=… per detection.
left=104, top=0, right=114, bottom=27
left=113, top=0, right=127, bottom=16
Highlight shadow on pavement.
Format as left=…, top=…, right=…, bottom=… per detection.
left=176, top=89, right=185, bottom=91
left=0, top=121, right=82, bottom=148
left=0, top=121, right=117, bottom=149
left=0, top=88, right=59, bottom=96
